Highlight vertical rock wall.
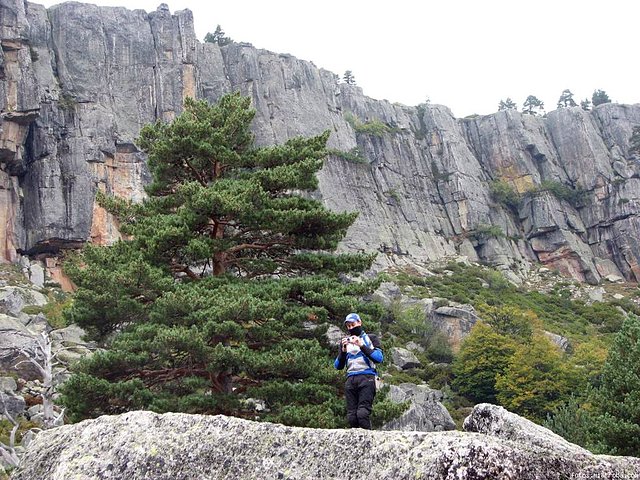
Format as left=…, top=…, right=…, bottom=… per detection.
left=0, top=0, right=639, bottom=283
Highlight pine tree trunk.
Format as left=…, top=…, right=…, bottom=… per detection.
left=213, top=253, right=226, bottom=275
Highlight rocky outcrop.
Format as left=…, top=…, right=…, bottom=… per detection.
left=391, top=346, right=422, bottom=370
left=0, top=378, right=25, bottom=418
left=431, top=304, right=479, bottom=350
left=382, top=383, right=456, bottom=432
left=0, top=313, right=41, bottom=379
left=12, top=407, right=640, bottom=480
left=0, top=285, right=46, bottom=315
left=0, top=0, right=639, bottom=284
left=0, top=264, right=92, bottom=437
left=465, top=403, right=588, bottom=456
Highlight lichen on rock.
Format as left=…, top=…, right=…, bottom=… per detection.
left=12, top=406, right=640, bottom=480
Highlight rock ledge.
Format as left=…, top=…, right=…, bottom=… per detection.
left=12, top=405, right=640, bottom=479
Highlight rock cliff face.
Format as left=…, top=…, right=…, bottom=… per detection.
left=1, top=0, right=640, bottom=283
left=12, top=405, right=640, bottom=479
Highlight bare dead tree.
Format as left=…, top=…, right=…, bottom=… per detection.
left=0, top=401, right=20, bottom=468
left=14, top=331, right=66, bottom=429
left=0, top=330, right=89, bottom=469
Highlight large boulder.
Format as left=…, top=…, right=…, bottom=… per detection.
left=382, top=383, right=456, bottom=432
left=0, top=286, right=47, bottom=316
left=0, top=314, right=41, bottom=380
left=0, top=390, right=26, bottom=418
left=391, top=347, right=422, bottom=370
left=464, top=403, right=592, bottom=457
left=430, top=304, right=478, bottom=351
left=13, top=409, right=640, bottom=480
left=49, top=324, right=94, bottom=364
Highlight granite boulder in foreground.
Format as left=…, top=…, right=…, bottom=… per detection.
left=12, top=404, right=640, bottom=480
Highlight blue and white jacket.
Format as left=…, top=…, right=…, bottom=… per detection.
left=334, top=332, right=383, bottom=376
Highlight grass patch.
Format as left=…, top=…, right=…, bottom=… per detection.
left=0, top=263, right=28, bottom=286
left=22, top=289, right=72, bottom=329
left=0, top=417, right=40, bottom=446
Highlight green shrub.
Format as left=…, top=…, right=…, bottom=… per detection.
left=344, top=111, right=394, bottom=137
left=490, top=180, right=521, bottom=212
left=59, top=93, right=77, bottom=111
left=543, top=395, right=598, bottom=451
left=20, top=290, right=72, bottom=329
left=356, top=119, right=392, bottom=136
left=384, top=189, right=401, bottom=202
left=394, top=262, right=625, bottom=340
left=528, top=180, right=589, bottom=208
left=327, top=147, right=368, bottom=164
left=469, top=224, right=505, bottom=240
left=371, top=386, right=410, bottom=428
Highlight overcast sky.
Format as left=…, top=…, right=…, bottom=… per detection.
left=38, top=0, right=639, bottom=118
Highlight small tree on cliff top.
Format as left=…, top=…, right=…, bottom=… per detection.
left=522, top=95, right=544, bottom=115
left=498, top=98, right=517, bottom=111
left=557, top=89, right=577, bottom=108
left=60, top=92, right=379, bottom=427
left=592, top=89, right=611, bottom=107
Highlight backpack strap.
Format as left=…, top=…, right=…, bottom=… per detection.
left=360, top=333, right=376, bottom=371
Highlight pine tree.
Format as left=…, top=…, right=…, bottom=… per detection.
left=522, top=95, right=544, bottom=115
left=60, top=93, right=380, bottom=427
left=557, top=89, right=577, bottom=108
left=543, top=395, right=597, bottom=450
left=204, top=25, right=231, bottom=46
left=591, top=89, right=611, bottom=107
left=343, top=70, right=356, bottom=85
left=498, top=98, right=517, bottom=111
left=591, top=315, right=640, bottom=456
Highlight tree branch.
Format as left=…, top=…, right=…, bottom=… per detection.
left=183, top=157, right=207, bottom=187
left=170, top=263, right=199, bottom=279
left=0, top=402, right=20, bottom=468
left=226, top=239, right=293, bottom=256
left=14, top=352, right=47, bottom=377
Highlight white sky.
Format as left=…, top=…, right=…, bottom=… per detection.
left=37, top=0, right=639, bottom=118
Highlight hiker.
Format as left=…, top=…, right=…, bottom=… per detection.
left=334, top=313, right=383, bottom=429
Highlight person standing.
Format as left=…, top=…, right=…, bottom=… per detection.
left=334, top=313, right=383, bottom=429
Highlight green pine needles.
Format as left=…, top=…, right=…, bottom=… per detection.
left=60, top=93, right=380, bottom=427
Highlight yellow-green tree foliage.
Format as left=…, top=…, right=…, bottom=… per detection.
left=495, top=335, right=573, bottom=422
left=477, top=304, right=540, bottom=341
left=566, top=339, right=608, bottom=389
left=452, top=322, right=517, bottom=403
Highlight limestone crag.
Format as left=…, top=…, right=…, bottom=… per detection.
left=12, top=406, right=640, bottom=480
left=1, top=0, right=640, bottom=283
